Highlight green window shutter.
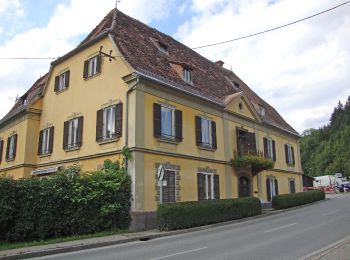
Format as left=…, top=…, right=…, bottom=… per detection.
left=197, top=173, right=205, bottom=200
left=284, top=144, right=289, bottom=164
left=272, top=140, right=276, bottom=161
left=6, top=137, right=10, bottom=160
left=48, top=127, right=54, bottom=154
left=54, top=76, right=59, bottom=92
left=96, top=55, right=102, bottom=74
left=65, top=70, right=70, bottom=88
left=211, top=121, right=217, bottom=149
left=83, top=60, right=89, bottom=79
left=0, top=140, right=3, bottom=164
left=77, top=117, right=84, bottom=146
left=96, top=109, right=104, bottom=142
left=38, top=130, right=43, bottom=155
left=168, top=171, right=176, bottom=203
left=63, top=121, right=69, bottom=149
left=175, top=109, right=182, bottom=142
left=263, top=137, right=268, bottom=158
left=291, top=146, right=295, bottom=165
left=266, top=178, right=271, bottom=202
left=116, top=103, right=123, bottom=138
left=153, top=103, right=161, bottom=138
left=195, top=116, right=202, bottom=146
left=13, top=134, right=17, bottom=160
left=274, top=179, right=279, bottom=195
left=214, top=174, right=220, bottom=199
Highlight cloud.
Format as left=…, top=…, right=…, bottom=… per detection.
left=0, top=0, right=21, bottom=13
left=175, top=0, right=350, bottom=132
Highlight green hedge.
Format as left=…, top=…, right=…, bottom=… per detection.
left=0, top=161, right=131, bottom=242
left=157, top=197, right=261, bottom=230
left=272, top=190, right=325, bottom=210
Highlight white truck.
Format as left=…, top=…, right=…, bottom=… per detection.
left=313, top=173, right=349, bottom=192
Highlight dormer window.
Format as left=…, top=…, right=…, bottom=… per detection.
left=234, top=82, right=240, bottom=88
left=258, top=105, right=266, bottom=116
left=158, top=41, right=168, bottom=53
left=21, top=95, right=28, bottom=106
left=183, top=67, right=192, bottom=84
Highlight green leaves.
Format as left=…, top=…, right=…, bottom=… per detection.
left=231, top=155, right=274, bottom=174
left=272, top=190, right=325, bottom=210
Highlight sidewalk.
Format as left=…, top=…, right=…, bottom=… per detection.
left=304, top=236, right=350, bottom=260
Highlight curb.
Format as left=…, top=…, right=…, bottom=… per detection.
left=0, top=197, right=334, bottom=259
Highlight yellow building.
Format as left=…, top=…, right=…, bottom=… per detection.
left=0, top=9, right=302, bottom=229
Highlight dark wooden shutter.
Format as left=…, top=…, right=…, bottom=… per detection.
left=38, top=130, right=43, bottom=155
left=195, top=116, right=202, bottom=146
left=63, top=121, right=69, bottom=149
left=6, top=137, right=10, bottom=160
left=284, top=144, right=289, bottom=164
left=77, top=117, right=84, bottom=146
left=274, top=179, right=279, bottom=195
left=96, top=109, right=104, bottom=142
left=247, top=132, right=256, bottom=154
left=153, top=103, right=161, bottom=137
left=197, top=173, right=205, bottom=200
left=96, top=55, right=102, bottom=74
left=116, top=103, right=123, bottom=138
left=291, top=146, right=295, bottom=165
left=175, top=109, right=182, bottom=142
left=65, top=70, right=70, bottom=88
left=272, top=140, right=276, bottom=161
left=263, top=137, right=268, bottom=158
left=0, top=140, right=3, bottom=164
left=214, top=174, right=220, bottom=199
left=83, top=60, right=89, bottom=79
left=167, top=171, right=176, bottom=203
left=12, top=134, right=17, bottom=159
left=211, top=121, right=217, bottom=149
left=54, top=76, right=59, bottom=92
left=290, top=180, right=296, bottom=193
left=266, top=179, right=271, bottom=202
left=48, top=127, right=54, bottom=154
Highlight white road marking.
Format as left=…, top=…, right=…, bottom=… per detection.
left=322, top=209, right=340, bottom=216
left=150, top=246, right=208, bottom=260
left=264, top=222, right=298, bottom=233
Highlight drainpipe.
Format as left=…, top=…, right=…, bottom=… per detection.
left=125, top=75, right=139, bottom=172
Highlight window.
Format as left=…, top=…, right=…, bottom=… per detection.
left=6, top=134, right=17, bottom=161
left=183, top=68, right=192, bottom=84
left=63, top=117, right=83, bottom=150
left=257, top=105, right=266, bottom=116
left=284, top=144, right=295, bottom=166
left=54, top=70, right=70, bottom=92
left=160, top=170, right=176, bottom=203
left=289, top=179, right=296, bottom=193
left=195, top=116, right=217, bottom=149
left=96, top=103, right=123, bottom=142
left=263, top=137, right=276, bottom=161
left=266, top=177, right=278, bottom=201
left=0, top=139, right=3, bottom=164
left=157, top=41, right=168, bottom=53
left=197, top=172, right=220, bottom=200
left=38, top=127, right=54, bottom=155
left=153, top=103, right=182, bottom=142
left=83, top=55, right=101, bottom=79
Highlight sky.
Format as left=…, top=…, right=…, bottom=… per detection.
left=0, top=0, right=349, bottom=133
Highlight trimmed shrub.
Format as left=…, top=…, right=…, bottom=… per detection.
left=0, top=161, right=131, bottom=242
left=157, top=197, right=261, bottom=230
left=272, top=190, right=325, bottom=210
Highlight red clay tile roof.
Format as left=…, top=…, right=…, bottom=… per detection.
left=0, top=73, right=48, bottom=125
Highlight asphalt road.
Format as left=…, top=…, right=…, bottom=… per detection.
left=33, top=194, right=350, bottom=260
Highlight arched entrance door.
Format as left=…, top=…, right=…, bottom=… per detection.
left=239, top=176, right=251, bottom=197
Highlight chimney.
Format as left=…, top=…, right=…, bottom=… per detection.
left=215, top=60, right=224, bottom=67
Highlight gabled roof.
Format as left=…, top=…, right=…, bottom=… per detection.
left=0, top=74, right=48, bottom=126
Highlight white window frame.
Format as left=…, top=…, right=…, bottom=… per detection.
left=67, top=118, right=79, bottom=148
left=183, top=68, right=192, bottom=84
left=58, top=72, right=67, bottom=91
left=103, top=105, right=116, bottom=140
left=286, top=144, right=293, bottom=164
left=41, top=128, right=51, bottom=155
left=8, top=135, right=16, bottom=160
left=88, top=56, right=98, bottom=77
left=199, top=172, right=214, bottom=200
left=268, top=177, right=277, bottom=200
left=266, top=138, right=274, bottom=160
left=160, top=105, right=175, bottom=139
left=201, top=118, right=212, bottom=147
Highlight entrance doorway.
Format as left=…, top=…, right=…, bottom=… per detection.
left=266, top=177, right=279, bottom=201
left=239, top=176, right=251, bottom=197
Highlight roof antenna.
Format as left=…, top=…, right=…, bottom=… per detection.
left=116, top=0, right=120, bottom=9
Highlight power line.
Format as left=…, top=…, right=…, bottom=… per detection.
left=0, top=57, right=55, bottom=60
left=192, top=1, right=350, bottom=49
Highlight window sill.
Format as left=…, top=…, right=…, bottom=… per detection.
left=64, top=146, right=81, bottom=152
left=97, top=138, right=119, bottom=145
left=39, top=153, right=52, bottom=158
left=157, top=137, right=181, bottom=145
left=198, top=145, right=216, bottom=152
left=55, top=87, right=68, bottom=95
left=84, top=72, right=101, bottom=81
left=287, top=163, right=295, bottom=167
left=6, top=158, right=15, bottom=162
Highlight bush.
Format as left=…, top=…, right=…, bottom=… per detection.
left=157, top=197, right=261, bottom=230
left=0, top=160, right=131, bottom=242
left=272, top=190, right=325, bottom=210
